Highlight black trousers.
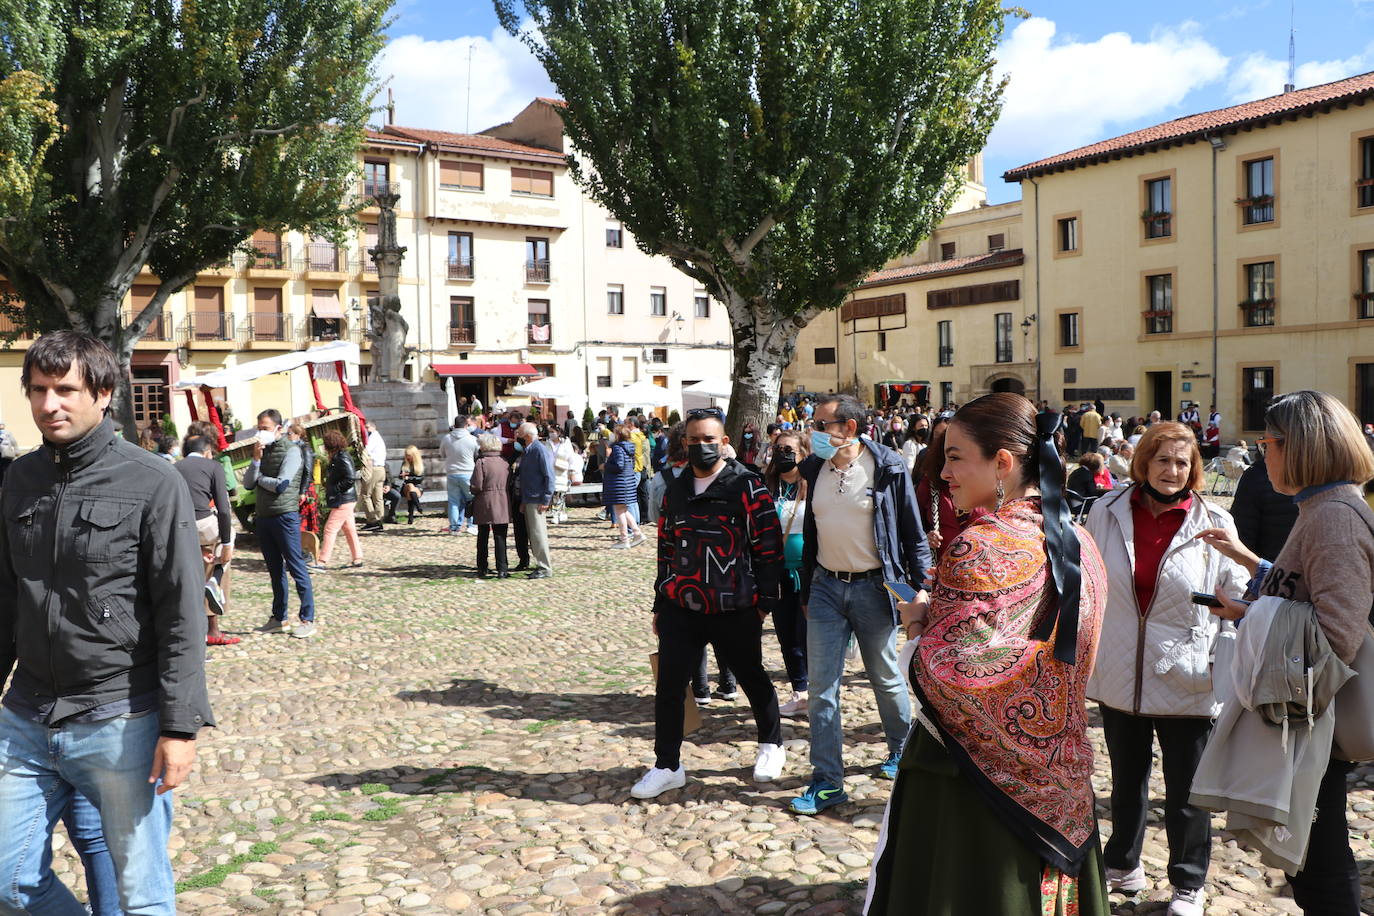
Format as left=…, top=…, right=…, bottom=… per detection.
left=476, top=523, right=509, bottom=575
left=693, top=646, right=735, bottom=698
left=654, top=604, right=781, bottom=771
left=511, top=500, right=529, bottom=565
left=636, top=470, right=650, bottom=524
left=1288, top=757, right=1359, bottom=915
left=1099, top=706, right=1212, bottom=891
left=771, top=575, right=808, bottom=691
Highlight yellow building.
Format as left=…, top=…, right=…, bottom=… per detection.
left=0, top=98, right=733, bottom=445
left=1006, top=70, right=1374, bottom=437
left=788, top=70, right=1374, bottom=440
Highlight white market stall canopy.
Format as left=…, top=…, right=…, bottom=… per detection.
left=174, top=341, right=361, bottom=388
left=510, top=376, right=577, bottom=400
left=681, top=378, right=733, bottom=399
left=596, top=379, right=674, bottom=408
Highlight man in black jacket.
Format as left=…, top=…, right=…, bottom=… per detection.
left=1230, top=453, right=1299, bottom=561
left=0, top=331, right=213, bottom=912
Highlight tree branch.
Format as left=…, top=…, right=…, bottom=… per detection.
left=207, top=123, right=303, bottom=144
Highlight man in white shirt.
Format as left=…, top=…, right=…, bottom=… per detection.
left=360, top=421, right=389, bottom=530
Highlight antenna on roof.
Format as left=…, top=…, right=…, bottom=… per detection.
left=386, top=88, right=395, bottom=126
left=1284, top=0, right=1296, bottom=93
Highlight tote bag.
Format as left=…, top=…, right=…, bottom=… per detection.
left=1332, top=621, right=1374, bottom=762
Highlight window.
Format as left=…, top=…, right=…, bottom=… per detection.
left=994, top=312, right=1013, bottom=363
left=1360, top=138, right=1374, bottom=209
left=937, top=320, right=953, bottom=366
left=1058, top=217, right=1078, bottom=253
left=511, top=167, right=554, bottom=197
left=251, top=287, right=285, bottom=341
left=694, top=294, right=710, bottom=318
left=987, top=233, right=1005, bottom=252
left=926, top=281, right=1018, bottom=310
left=362, top=223, right=378, bottom=273
left=815, top=347, right=837, bottom=365
left=1360, top=250, right=1374, bottom=320
left=440, top=160, right=483, bottom=191
left=1059, top=311, right=1080, bottom=349
left=877, top=332, right=887, bottom=352
left=622, top=356, right=638, bottom=383
left=449, top=296, right=475, bottom=345
left=447, top=232, right=473, bottom=279
left=595, top=357, right=612, bottom=389
left=1242, top=157, right=1275, bottom=224
left=940, top=241, right=956, bottom=260
left=362, top=159, right=390, bottom=197
left=249, top=229, right=284, bottom=267
left=1144, top=176, right=1172, bottom=238
left=1243, top=367, right=1275, bottom=430
left=1357, top=363, right=1374, bottom=427
left=940, top=381, right=953, bottom=408
left=607, top=285, right=624, bottom=315
left=606, top=225, right=623, bottom=248
left=527, top=298, right=551, bottom=345
left=306, top=235, right=340, bottom=271
left=650, top=287, right=666, bottom=316
left=309, top=288, right=342, bottom=341
left=650, top=348, right=668, bottom=364
left=1145, top=274, right=1173, bottom=334
left=525, top=238, right=550, bottom=283
left=1242, top=261, right=1276, bottom=327
left=842, top=294, right=907, bottom=321
left=1064, top=368, right=1077, bottom=384
left=192, top=286, right=227, bottom=340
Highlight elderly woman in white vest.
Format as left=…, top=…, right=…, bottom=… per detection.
left=1084, top=422, right=1247, bottom=916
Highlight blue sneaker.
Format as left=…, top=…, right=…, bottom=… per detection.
left=878, top=753, right=900, bottom=780
left=789, top=779, right=848, bottom=816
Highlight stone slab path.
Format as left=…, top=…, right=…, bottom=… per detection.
left=43, top=507, right=1374, bottom=915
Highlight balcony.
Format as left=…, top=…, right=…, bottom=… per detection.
left=527, top=322, right=552, bottom=346
left=359, top=179, right=401, bottom=203
left=1142, top=212, right=1172, bottom=239
left=1143, top=309, right=1173, bottom=335
left=525, top=259, right=550, bottom=284
left=185, top=311, right=235, bottom=345
left=303, top=243, right=346, bottom=273
left=362, top=254, right=378, bottom=275
left=449, top=321, right=476, bottom=346
left=1238, top=195, right=1274, bottom=225
left=447, top=257, right=474, bottom=280
left=246, top=239, right=288, bottom=271
left=938, top=346, right=954, bottom=367
left=1359, top=178, right=1374, bottom=210
left=247, top=311, right=293, bottom=344
left=305, top=315, right=344, bottom=343
left=125, top=309, right=172, bottom=342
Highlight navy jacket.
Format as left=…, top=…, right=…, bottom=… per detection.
left=602, top=440, right=639, bottom=507
left=799, top=436, right=931, bottom=619
left=1231, top=455, right=1299, bottom=561
left=516, top=439, right=555, bottom=506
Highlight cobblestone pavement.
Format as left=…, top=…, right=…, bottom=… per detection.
left=44, top=506, right=1374, bottom=915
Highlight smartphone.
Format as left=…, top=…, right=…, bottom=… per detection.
left=884, top=581, right=919, bottom=603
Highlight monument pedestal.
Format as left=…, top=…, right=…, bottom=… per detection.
left=349, top=382, right=449, bottom=488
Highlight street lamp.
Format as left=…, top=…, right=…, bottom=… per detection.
left=1020, top=314, right=1036, bottom=362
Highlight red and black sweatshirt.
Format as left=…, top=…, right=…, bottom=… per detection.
left=654, top=460, right=782, bottom=615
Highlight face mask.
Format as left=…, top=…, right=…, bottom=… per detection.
left=515, top=440, right=525, bottom=453
left=743, top=432, right=754, bottom=440
left=773, top=451, right=798, bottom=474
left=256, top=429, right=278, bottom=447
left=1139, top=480, right=1190, bottom=504
left=687, top=443, right=721, bottom=472
left=810, top=429, right=850, bottom=460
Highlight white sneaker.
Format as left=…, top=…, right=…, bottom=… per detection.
left=628, top=531, right=647, bottom=547
left=778, top=691, right=809, bottom=717
left=1167, top=887, right=1204, bottom=916
left=290, top=621, right=317, bottom=639
left=1106, top=865, right=1147, bottom=894
left=631, top=766, right=686, bottom=799
left=609, top=539, right=631, bottom=549
left=753, top=743, right=786, bottom=782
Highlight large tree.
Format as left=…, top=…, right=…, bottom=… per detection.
left=0, top=0, right=390, bottom=436
left=496, top=0, right=1007, bottom=435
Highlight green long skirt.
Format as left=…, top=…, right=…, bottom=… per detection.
left=867, top=727, right=1110, bottom=916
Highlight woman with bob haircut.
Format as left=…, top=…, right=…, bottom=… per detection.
left=1198, top=390, right=1374, bottom=915
left=866, top=393, right=1110, bottom=916
left=1083, top=422, right=1248, bottom=915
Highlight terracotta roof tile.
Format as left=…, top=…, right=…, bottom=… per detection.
left=535, top=97, right=567, bottom=108
left=1004, top=70, right=1374, bottom=181
left=378, top=126, right=564, bottom=161
left=860, top=248, right=1023, bottom=287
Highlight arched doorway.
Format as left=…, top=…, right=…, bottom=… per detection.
left=990, top=376, right=1026, bottom=396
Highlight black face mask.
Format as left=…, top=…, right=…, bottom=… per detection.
left=773, top=449, right=798, bottom=474
left=687, top=443, right=722, bottom=472
left=1139, top=480, right=1191, bottom=504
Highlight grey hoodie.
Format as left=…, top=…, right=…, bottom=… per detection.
left=440, top=426, right=479, bottom=475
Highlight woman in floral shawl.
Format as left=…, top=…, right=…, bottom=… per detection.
left=866, top=393, right=1111, bottom=916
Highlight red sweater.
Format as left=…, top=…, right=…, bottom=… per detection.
left=1129, top=487, right=1192, bottom=614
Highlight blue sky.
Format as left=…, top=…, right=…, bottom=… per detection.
left=377, top=0, right=1374, bottom=203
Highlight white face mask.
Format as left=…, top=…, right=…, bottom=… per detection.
left=256, top=429, right=279, bottom=447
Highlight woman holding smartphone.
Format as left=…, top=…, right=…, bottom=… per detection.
left=763, top=430, right=810, bottom=716
left=1083, top=422, right=1247, bottom=916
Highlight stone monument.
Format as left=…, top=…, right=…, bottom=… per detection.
left=347, top=186, right=446, bottom=491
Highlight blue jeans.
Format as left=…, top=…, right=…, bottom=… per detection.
left=446, top=473, right=472, bottom=531
left=62, top=792, right=121, bottom=916
left=804, top=571, right=911, bottom=787
left=256, top=511, right=315, bottom=622
left=0, top=707, right=174, bottom=915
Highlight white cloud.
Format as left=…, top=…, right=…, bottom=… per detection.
left=375, top=24, right=556, bottom=135
left=987, top=18, right=1229, bottom=163
left=1226, top=48, right=1372, bottom=102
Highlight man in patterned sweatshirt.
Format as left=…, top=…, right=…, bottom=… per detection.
left=632, top=408, right=785, bottom=799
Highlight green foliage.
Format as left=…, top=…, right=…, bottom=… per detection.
left=160, top=413, right=177, bottom=441
left=581, top=405, right=595, bottom=431
left=0, top=0, right=391, bottom=430
left=667, top=409, right=681, bottom=426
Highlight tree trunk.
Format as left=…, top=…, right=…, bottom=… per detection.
left=722, top=291, right=800, bottom=446
left=109, top=334, right=139, bottom=442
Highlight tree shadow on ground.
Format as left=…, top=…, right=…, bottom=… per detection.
left=604, top=878, right=865, bottom=915
left=364, top=563, right=481, bottom=580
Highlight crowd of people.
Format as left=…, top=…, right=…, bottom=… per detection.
left=1, top=330, right=1372, bottom=915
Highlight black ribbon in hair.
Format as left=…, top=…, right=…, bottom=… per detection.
left=1029, top=410, right=1083, bottom=664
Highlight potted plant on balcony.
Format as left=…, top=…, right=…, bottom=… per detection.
left=1234, top=194, right=1274, bottom=207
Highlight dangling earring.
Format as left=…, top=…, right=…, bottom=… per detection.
left=994, top=478, right=1005, bottom=513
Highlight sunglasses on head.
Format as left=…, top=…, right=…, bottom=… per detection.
left=686, top=407, right=725, bottom=422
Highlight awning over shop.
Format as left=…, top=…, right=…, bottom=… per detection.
left=432, top=362, right=540, bottom=378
